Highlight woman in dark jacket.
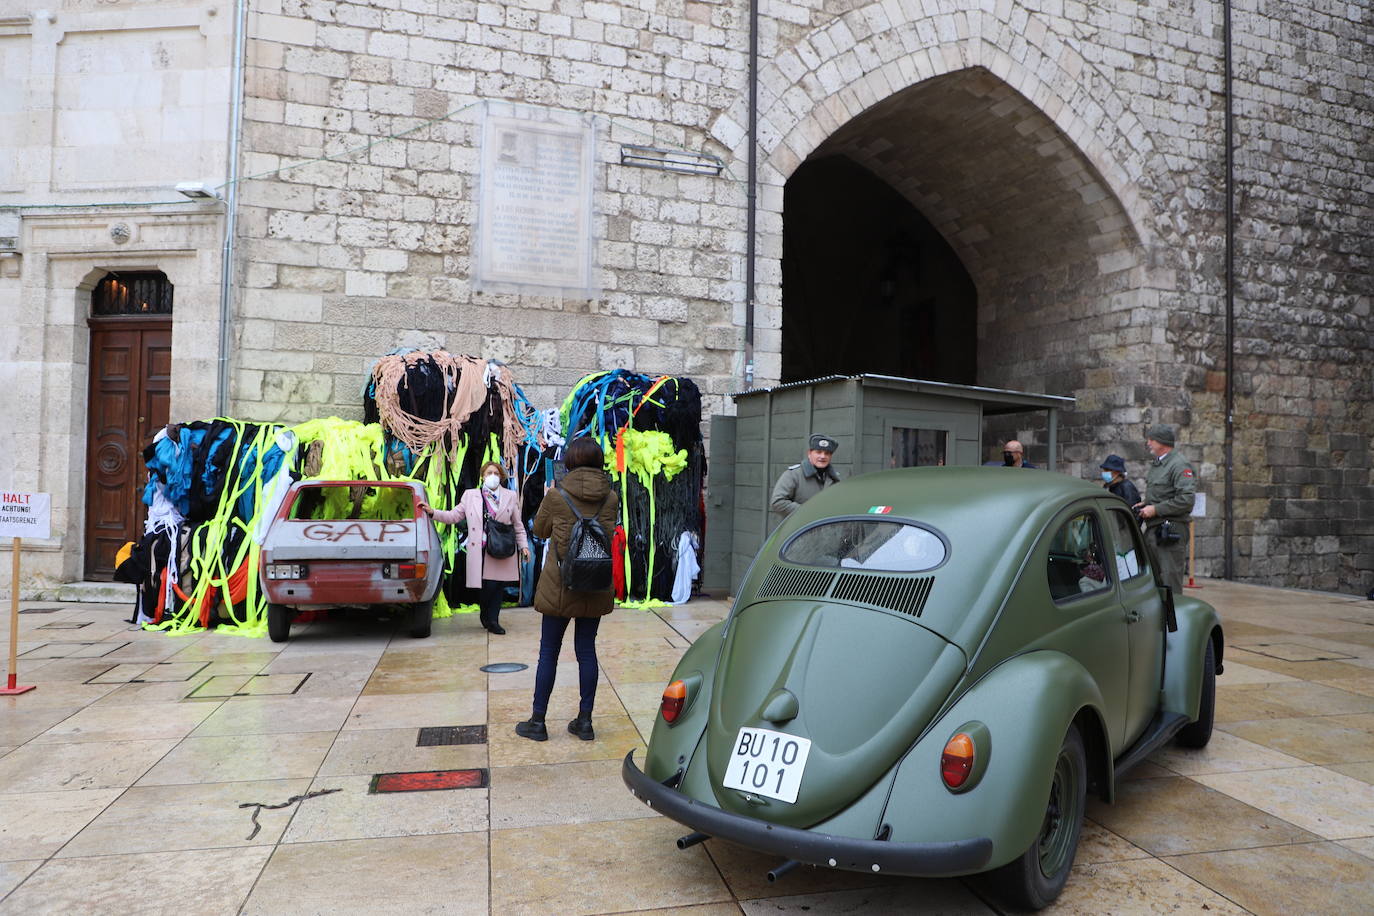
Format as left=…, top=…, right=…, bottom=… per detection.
left=515, top=437, right=620, bottom=742
left=1100, top=454, right=1141, bottom=506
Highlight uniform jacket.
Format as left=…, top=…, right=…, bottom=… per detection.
left=1143, top=448, right=1196, bottom=522
left=431, top=486, right=529, bottom=588
left=532, top=466, right=620, bottom=618
left=771, top=461, right=841, bottom=518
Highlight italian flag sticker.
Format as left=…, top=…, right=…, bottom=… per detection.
left=869, top=506, right=892, bottom=514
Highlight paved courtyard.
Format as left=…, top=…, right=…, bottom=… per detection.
left=3, top=579, right=1374, bottom=914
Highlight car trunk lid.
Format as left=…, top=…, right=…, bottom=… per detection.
left=263, top=519, right=420, bottom=561
left=703, top=598, right=967, bottom=828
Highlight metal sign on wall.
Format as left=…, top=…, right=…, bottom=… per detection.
left=474, top=103, right=598, bottom=299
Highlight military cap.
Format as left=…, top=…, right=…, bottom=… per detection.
left=1145, top=424, right=1175, bottom=446
left=1100, top=454, right=1127, bottom=473
left=809, top=434, right=838, bottom=453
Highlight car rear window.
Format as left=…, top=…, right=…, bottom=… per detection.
left=289, top=485, right=415, bottom=521
left=781, top=519, right=947, bottom=572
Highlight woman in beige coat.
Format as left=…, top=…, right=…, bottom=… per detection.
left=515, top=437, right=619, bottom=742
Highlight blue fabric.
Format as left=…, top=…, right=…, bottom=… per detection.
left=531, top=614, right=601, bottom=717
left=143, top=426, right=206, bottom=514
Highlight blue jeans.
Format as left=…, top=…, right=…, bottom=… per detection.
left=532, top=614, right=601, bottom=718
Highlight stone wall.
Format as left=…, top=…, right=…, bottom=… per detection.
left=0, top=0, right=1367, bottom=592
left=231, top=0, right=753, bottom=423
left=228, top=0, right=1370, bottom=592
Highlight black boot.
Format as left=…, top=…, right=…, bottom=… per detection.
left=487, top=613, right=505, bottom=635
left=567, top=715, right=595, bottom=741
left=515, top=718, right=548, bottom=742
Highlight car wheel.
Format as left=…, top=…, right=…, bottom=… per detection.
left=982, top=724, right=1086, bottom=911
left=1175, top=639, right=1216, bottom=748
left=267, top=603, right=292, bottom=643
left=409, top=600, right=433, bottom=639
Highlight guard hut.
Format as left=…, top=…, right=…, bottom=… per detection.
left=703, top=374, right=1075, bottom=594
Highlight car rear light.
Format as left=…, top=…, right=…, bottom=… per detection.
left=265, top=563, right=307, bottom=579
left=660, top=680, right=687, bottom=724
left=383, top=563, right=426, bottom=579
left=941, top=732, right=975, bottom=789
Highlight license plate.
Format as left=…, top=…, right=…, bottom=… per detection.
left=721, top=727, right=812, bottom=804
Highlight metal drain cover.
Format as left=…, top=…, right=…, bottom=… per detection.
left=480, top=662, right=528, bottom=674
left=417, top=725, right=487, bottom=746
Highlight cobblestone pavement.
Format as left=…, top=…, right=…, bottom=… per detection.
left=2, top=580, right=1374, bottom=914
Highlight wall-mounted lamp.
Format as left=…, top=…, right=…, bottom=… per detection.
left=619, top=145, right=724, bottom=177
left=175, top=181, right=224, bottom=200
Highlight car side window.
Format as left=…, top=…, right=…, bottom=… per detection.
left=1107, top=508, right=1148, bottom=581
left=1046, top=512, right=1110, bottom=602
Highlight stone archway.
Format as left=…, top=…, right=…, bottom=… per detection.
left=715, top=1, right=1183, bottom=469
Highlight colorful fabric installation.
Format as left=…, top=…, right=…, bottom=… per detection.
left=127, top=351, right=548, bottom=634
left=559, top=370, right=705, bottom=605
left=124, top=356, right=703, bottom=636
left=364, top=351, right=545, bottom=614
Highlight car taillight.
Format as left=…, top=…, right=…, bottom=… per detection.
left=660, top=680, right=687, bottom=724
left=383, top=563, right=426, bottom=579
left=941, top=732, right=975, bottom=789
left=265, top=563, right=307, bottom=579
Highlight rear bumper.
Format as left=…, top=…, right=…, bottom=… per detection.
left=621, top=751, right=993, bottom=877
left=260, top=563, right=434, bottom=607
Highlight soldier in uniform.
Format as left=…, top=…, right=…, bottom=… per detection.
left=1133, top=424, right=1196, bottom=594
left=771, top=434, right=841, bottom=519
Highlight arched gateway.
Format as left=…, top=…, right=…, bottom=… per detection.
left=720, top=2, right=1188, bottom=469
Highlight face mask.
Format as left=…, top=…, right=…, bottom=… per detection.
left=483, top=474, right=500, bottom=490
left=1101, top=471, right=1114, bottom=482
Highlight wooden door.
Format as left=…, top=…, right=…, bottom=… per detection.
left=85, top=319, right=171, bottom=579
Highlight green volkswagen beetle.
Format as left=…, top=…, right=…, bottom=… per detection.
left=623, top=467, right=1222, bottom=910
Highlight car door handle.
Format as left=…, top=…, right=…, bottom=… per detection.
left=1125, top=609, right=1142, bottom=624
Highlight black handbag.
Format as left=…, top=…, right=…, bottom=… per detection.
left=482, top=495, right=517, bottom=559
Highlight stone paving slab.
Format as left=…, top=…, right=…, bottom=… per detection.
left=2, top=581, right=1374, bottom=913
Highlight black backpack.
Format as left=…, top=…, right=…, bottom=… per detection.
left=557, top=488, right=612, bottom=592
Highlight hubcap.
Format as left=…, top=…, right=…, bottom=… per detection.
left=1037, top=748, right=1081, bottom=877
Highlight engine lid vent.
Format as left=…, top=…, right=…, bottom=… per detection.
left=832, top=573, right=934, bottom=617
left=757, top=565, right=835, bottom=600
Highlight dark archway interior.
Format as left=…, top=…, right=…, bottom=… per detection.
left=781, top=156, right=976, bottom=384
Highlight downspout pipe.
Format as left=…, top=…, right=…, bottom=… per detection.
left=1222, top=0, right=1235, bottom=579
left=743, top=0, right=758, bottom=389
left=216, top=0, right=249, bottom=417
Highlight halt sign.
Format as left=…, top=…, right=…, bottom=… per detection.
left=1, top=492, right=50, bottom=540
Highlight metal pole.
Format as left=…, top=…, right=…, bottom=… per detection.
left=1047, top=407, right=1058, bottom=472
left=743, top=0, right=758, bottom=389
left=216, top=0, right=250, bottom=416
left=1222, top=0, right=1235, bottom=579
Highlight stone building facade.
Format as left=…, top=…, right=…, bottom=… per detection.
left=1, top=0, right=1370, bottom=593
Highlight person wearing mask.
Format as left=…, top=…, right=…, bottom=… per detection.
left=515, top=437, right=620, bottom=742
left=1133, top=424, right=1197, bottom=595
left=422, top=460, right=529, bottom=635
left=984, top=440, right=1038, bottom=468
left=1099, top=454, right=1140, bottom=506
left=771, top=434, right=841, bottom=519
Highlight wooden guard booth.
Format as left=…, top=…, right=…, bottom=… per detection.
left=702, top=374, right=1075, bottom=595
